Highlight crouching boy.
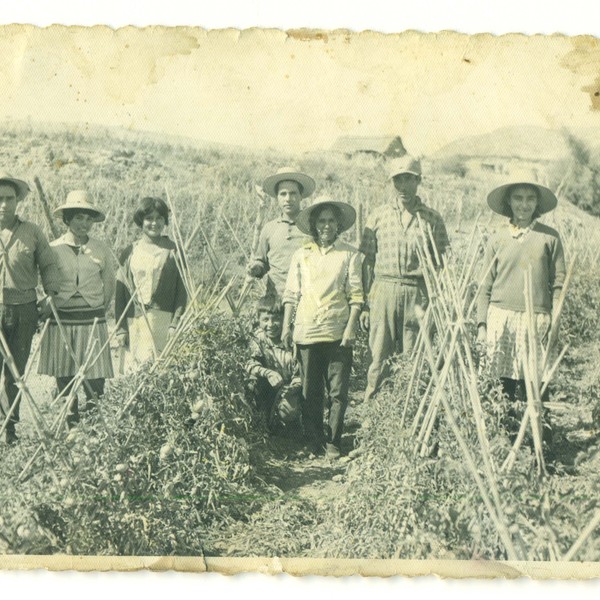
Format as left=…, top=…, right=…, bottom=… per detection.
left=245, top=297, right=301, bottom=434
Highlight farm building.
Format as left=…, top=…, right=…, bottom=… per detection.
left=331, top=135, right=407, bottom=158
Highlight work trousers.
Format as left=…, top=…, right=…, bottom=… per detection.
left=364, top=278, right=428, bottom=402
left=296, top=340, right=352, bottom=450
left=0, top=302, right=38, bottom=428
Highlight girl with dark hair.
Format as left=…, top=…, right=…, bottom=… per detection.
left=477, top=175, right=566, bottom=444
left=38, top=190, right=115, bottom=427
left=282, top=196, right=363, bottom=459
left=115, top=197, right=187, bottom=369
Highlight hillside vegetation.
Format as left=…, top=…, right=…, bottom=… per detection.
left=0, top=124, right=599, bottom=560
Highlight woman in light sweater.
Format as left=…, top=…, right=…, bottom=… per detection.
left=282, top=196, right=363, bottom=460
left=476, top=177, right=566, bottom=440
left=38, top=191, right=115, bottom=427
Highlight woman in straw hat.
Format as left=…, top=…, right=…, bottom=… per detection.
left=282, top=196, right=364, bottom=459
left=115, top=197, right=187, bottom=370
left=476, top=176, right=566, bottom=442
left=38, top=190, right=115, bottom=427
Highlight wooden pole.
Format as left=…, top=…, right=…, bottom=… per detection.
left=33, top=177, right=61, bottom=240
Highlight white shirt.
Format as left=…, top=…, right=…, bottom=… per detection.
left=283, top=240, right=364, bottom=344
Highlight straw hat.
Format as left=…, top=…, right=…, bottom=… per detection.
left=0, top=172, right=30, bottom=202
left=53, top=190, right=106, bottom=222
left=487, top=171, right=557, bottom=217
left=387, top=155, right=422, bottom=179
left=295, top=195, right=356, bottom=236
left=262, top=166, right=316, bottom=198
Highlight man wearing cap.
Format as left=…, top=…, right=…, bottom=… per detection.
left=359, top=155, right=450, bottom=403
left=0, top=173, right=60, bottom=444
left=246, top=166, right=315, bottom=298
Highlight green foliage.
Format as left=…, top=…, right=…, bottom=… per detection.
left=0, top=316, right=266, bottom=555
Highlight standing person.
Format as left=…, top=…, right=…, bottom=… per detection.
left=247, top=166, right=315, bottom=299
left=0, top=172, right=60, bottom=444
left=115, top=197, right=187, bottom=369
left=38, top=190, right=115, bottom=427
left=282, top=196, right=363, bottom=459
left=476, top=176, right=565, bottom=443
left=360, top=155, right=450, bottom=403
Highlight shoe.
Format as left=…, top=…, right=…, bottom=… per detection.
left=325, top=443, right=341, bottom=460
left=4, top=425, right=18, bottom=445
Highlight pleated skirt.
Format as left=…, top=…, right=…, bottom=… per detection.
left=38, top=299, right=114, bottom=379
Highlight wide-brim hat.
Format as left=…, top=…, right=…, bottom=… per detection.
left=387, top=155, right=422, bottom=179
left=262, top=166, right=316, bottom=198
left=53, top=190, right=106, bottom=222
left=0, top=172, right=30, bottom=202
left=487, top=176, right=558, bottom=217
left=295, top=195, right=356, bottom=236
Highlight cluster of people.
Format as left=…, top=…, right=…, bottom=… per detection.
left=0, top=174, right=187, bottom=444
left=0, top=156, right=566, bottom=459
left=245, top=159, right=565, bottom=459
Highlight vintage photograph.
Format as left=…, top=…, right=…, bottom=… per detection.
left=0, top=23, right=599, bottom=577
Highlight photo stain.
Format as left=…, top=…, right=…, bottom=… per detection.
left=560, top=38, right=600, bottom=111
left=287, top=29, right=329, bottom=43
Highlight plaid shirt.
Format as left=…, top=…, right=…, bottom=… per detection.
left=245, top=328, right=299, bottom=384
left=359, top=196, right=449, bottom=282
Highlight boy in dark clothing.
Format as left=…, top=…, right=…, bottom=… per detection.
left=245, top=298, right=301, bottom=433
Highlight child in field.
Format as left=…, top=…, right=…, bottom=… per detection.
left=245, top=297, right=302, bottom=433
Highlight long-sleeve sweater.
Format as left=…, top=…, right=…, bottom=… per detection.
left=476, top=221, right=566, bottom=326
left=115, top=237, right=187, bottom=334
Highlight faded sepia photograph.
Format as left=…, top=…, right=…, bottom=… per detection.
left=0, top=9, right=599, bottom=580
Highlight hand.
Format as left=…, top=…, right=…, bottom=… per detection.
left=266, top=370, right=284, bottom=389
left=37, top=297, right=53, bottom=321
left=340, top=324, right=356, bottom=348
left=359, top=310, right=370, bottom=332
left=247, top=263, right=265, bottom=278
left=167, top=326, right=177, bottom=341
left=116, top=331, right=129, bottom=348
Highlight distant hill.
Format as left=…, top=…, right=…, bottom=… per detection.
left=432, top=126, right=600, bottom=162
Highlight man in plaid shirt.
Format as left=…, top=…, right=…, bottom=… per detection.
left=359, top=155, right=449, bottom=402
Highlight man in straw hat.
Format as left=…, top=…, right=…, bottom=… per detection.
left=0, top=173, right=60, bottom=444
left=246, top=166, right=315, bottom=298
left=359, top=155, right=450, bottom=403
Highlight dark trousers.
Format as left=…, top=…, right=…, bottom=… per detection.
left=56, top=377, right=105, bottom=427
left=0, top=302, right=38, bottom=429
left=501, top=378, right=552, bottom=447
left=297, top=341, right=352, bottom=450
left=248, top=376, right=278, bottom=430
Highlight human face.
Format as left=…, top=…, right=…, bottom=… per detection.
left=508, top=185, right=538, bottom=226
left=0, top=184, right=18, bottom=228
left=315, top=207, right=339, bottom=247
left=392, top=173, right=420, bottom=207
left=277, top=181, right=302, bottom=219
left=142, top=210, right=166, bottom=241
left=68, top=212, right=96, bottom=241
left=258, top=311, right=282, bottom=341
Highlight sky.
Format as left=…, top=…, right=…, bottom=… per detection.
left=0, top=25, right=599, bottom=156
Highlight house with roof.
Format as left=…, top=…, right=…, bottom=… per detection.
left=331, top=135, right=407, bottom=159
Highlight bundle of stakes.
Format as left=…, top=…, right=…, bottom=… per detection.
left=3, top=188, right=242, bottom=486
left=398, top=215, right=576, bottom=561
